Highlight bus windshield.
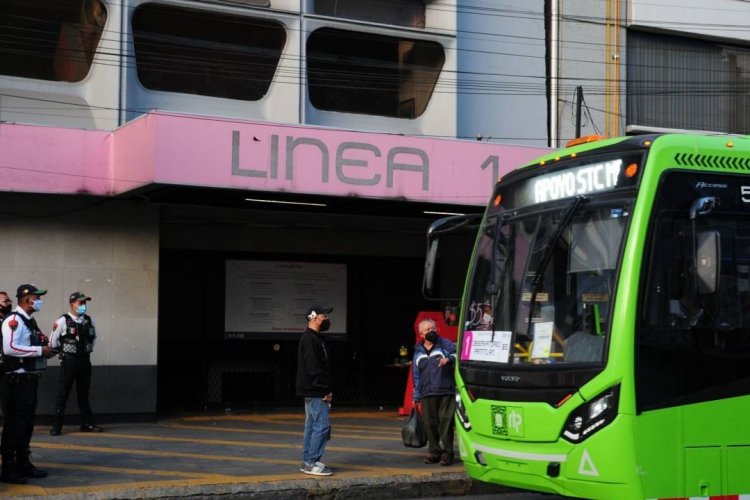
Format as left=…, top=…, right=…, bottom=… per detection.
left=462, top=197, right=632, bottom=367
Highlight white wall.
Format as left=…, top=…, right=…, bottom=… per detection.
left=0, top=198, right=159, bottom=368
left=457, top=0, right=548, bottom=147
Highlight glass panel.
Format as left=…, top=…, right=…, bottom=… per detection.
left=307, top=28, right=444, bottom=118
left=627, top=30, right=750, bottom=134
left=638, top=172, right=750, bottom=411
left=132, top=5, right=286, bottom=100
left=463, top=202, right=630, bottom=368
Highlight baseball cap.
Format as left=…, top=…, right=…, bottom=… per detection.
left=306, top=305, right=333, bottom=319
left=16, top=284, right=47, bottom=298
left=69, top=291, right=92, bottom=302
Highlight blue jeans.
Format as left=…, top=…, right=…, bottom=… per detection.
left=302, top=397, right=330, bottom=465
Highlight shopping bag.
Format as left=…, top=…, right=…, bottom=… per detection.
left=401, top=407, right=427, bottom=448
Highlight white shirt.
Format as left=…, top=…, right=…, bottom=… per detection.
left=2, top=306, right=43, bottom=372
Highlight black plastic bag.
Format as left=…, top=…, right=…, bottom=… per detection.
left=401, top=408, right=427, bottom=448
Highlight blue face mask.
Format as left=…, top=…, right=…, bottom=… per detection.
left=76, top=304, right=87, bottom=315
left=32, top=299, right=43, bottom=312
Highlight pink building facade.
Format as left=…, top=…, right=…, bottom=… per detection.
left=0, top=112, right=549, bottom=414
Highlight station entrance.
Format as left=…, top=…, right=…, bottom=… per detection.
left=153, top=189, right=468, bottom=411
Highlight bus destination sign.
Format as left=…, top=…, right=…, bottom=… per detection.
left=533, top=159, right=622, bottom=203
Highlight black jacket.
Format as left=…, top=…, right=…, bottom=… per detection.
left=296, top=328, right=332, bottom=397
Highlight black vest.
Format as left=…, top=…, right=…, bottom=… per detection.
left=2, top=313, right=47, bottom=372
left=60, top=314, right=95, bottom=355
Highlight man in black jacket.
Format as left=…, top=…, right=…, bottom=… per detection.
left=296, top=305, right=333, bottom=476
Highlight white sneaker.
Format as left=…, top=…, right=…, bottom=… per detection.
left=301, top=461, right=333, bottom=476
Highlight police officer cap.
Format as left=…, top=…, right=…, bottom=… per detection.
left=16, top=284, right=47, bottom=298
left=306, top=305, right=333, bottom=320
left=69, top=291, right=92, bottom=302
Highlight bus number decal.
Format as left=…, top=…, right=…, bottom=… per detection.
left=578, top=449, right=599, bottom=477
left=741, top=185, right=750, bottom=203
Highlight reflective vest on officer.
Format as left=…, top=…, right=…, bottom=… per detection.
left=60, top=313, right=95, bottom=355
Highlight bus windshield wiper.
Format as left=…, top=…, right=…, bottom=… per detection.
left=489, top=214, right=509, bottom=296
left=487, top=215, right=511, bottom=338
left=523, top=196, right=586, bottom=340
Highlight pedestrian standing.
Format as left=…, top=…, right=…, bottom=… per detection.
left=49, top=291, right=103, bottom=436
left=1, top=284, right=57, bottom=484
left=296, top=305, right=334, bottom=476
left=412, top=318, right=457, bottom=466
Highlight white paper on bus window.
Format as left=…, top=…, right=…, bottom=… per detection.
left=531, top=321, right=554, bottom=359
left=460, top=330, right=512, bottom=363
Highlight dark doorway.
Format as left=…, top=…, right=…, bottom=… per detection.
left=157, top=251, right=432, bottom=411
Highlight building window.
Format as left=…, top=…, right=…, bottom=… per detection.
left=313, top=0, right=426, bottom=28
left=307, top=28, right=444, bottom=118
left=627, top=30, right=750, bottom=134
left=132, top=4, right=286, bottom=101
left=0, top=0, right=107, bottom=82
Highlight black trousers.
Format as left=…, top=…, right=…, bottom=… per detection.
left=53, top=354, right=93, bottom=423
left=0, top=373, right=39, bottom=457
left=421, top=394, right=456, bottom=458
left=0, top=373, right=8, bottom=416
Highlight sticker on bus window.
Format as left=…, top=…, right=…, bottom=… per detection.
left=461, top=330, right=512, bottom=363
left=582, top=293, right=609, bottom=303
left=521, top=292, right=549, bottom=302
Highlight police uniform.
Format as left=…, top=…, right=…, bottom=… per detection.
left=49, top=291, right=102, bottom=435
left=1, top=284, right=50, bottom=484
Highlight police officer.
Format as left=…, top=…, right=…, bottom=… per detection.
left=0, top=292, right=12, bottom=416
left=1, top=284, right=57, bottom=484
left=49, top=291, right=102, bottom=436
left=0, top=292, right=12, bottom=322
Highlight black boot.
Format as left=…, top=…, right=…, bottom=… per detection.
left=1, top=453, right=27, bottom=484
left=17, top=449, right=47, bottom=479
left=50, top=409, right=64, bottom=436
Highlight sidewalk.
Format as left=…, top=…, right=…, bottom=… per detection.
left=0, top=408, right=515, bottom=499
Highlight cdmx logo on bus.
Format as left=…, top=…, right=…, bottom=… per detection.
left=491, top=405, right=525, bottom=438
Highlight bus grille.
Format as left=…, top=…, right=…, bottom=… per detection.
left=674, top=153, right=750, bottom=171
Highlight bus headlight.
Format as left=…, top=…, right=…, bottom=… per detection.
left=455, top=390, right=472, bottom=431
left=561, top=386, right=619, bottom=443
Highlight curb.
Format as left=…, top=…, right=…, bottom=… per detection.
left=17, top=472, right=513, bottom=500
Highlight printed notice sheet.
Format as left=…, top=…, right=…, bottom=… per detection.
left=531, top=321, right=554, bottom=359
left=460, top=330, right=512, bottom=363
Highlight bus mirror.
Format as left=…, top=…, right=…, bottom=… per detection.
left=696, top=230, right=720, bottom=295
left=689, top=196, right=720, bottom=220
left=423, top=214, right=481, bottom=301
left=423, top=239, right=439, bottom=297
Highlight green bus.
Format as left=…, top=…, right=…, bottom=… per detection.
left=424, top=133, right=750, bottom=499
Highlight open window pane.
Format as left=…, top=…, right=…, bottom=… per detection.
left=307, top=28, right=444, bottom=118
left=132, top=4, right=286, bottom=101
left=0, top=0, right=107, bottom=82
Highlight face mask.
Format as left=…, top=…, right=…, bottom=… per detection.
left=0, top=305, right=10, bottom=314
left=425, top=331, right=438, bottom=343
left=32, top=299, right=43, bottom=312
left=319, top=319, right=331, bottom=332
left=76, top=304, right=87, bottom=315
